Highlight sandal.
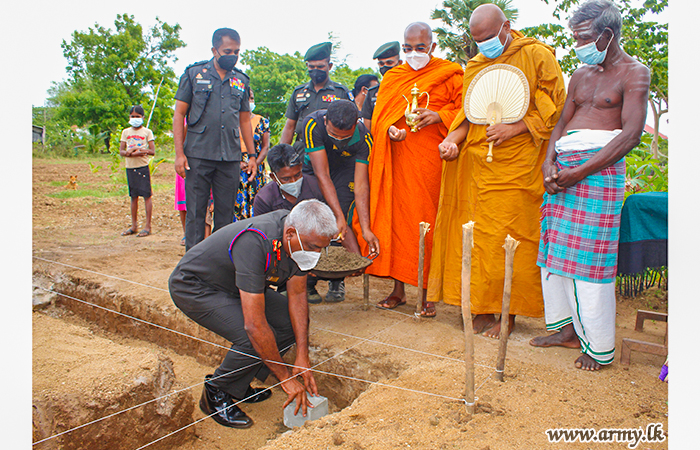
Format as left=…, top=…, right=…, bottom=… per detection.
left=419, top=302, right=436, bottom=318
left=137, top=229, right=151, bottom=237
left=376, top=295, right=406, bottom=310
left=121, top=228, right=137, bottom=236
left=180, top=236, right=186, bottom=246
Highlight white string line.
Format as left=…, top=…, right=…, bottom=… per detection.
left=33, top=285, right=260, bottom=360
left=34, top=286, right=468, bottom=450
left=313, top=327, right=497, bottom=370
left=34, top=256, right=496, bottom=372
left=31, top=360, right=262, bottom=446
left=133, top=314, right=416, bottom=450
left=33, top=256, right=170, bottom=293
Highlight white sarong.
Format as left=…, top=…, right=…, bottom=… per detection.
left=541, top=268, right=616, bottom=365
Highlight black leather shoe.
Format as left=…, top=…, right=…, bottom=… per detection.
left=200, top=375, right=253, bottom=428
left=243, top=385, right=272, bottom=403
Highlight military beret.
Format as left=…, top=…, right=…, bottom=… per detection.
left=304, top=42, right=332, bottom=61
left=373, top=41, right=400, bottom=59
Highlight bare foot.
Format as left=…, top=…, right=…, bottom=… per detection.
left=472, top=314, right=497, bottom=334
left=575, top=354, right=602, bottom=371
left=483, top=315, right=515, bottom=339
left=529, top=323, right=580, bottom=348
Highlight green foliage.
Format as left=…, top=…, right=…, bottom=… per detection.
left=625, top=133, right=667, bottom=198
left=431, top=0, right=519, bottom=65
left=149, top=157, right=166, bottom=175
left=108, top=131, right=124, bottom=182
left=50, top=14, right=185, bottom=138
left=88, top=162, right=102, bottom=173
left=241, top=47, right=307, bottom=125
left=330, top=64, right=377, bottom=95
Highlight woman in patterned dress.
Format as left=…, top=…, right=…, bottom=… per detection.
left=234, top=88, right=270, bottom=220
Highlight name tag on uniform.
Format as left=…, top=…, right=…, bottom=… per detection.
left=230, top=77, right=245, bottom=91
left=266, top=275, right=279, bottom=283
left=322, top=94, right=339, bottom=102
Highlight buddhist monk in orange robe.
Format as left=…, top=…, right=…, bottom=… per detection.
left=353, top=22, right=463, bottom=317
left=428, top=4, right=566, bottom=335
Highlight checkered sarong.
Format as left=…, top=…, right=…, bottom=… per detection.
left=537, top=131, right=625, bottom=283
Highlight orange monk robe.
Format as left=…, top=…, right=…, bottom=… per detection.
left=427, top=31, right=566, bottom=316
left=352, top=57, right=463, bottom=289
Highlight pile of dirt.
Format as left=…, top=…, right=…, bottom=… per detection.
left=313, top=246, right=372, bottom=273
left=32, top=313, right=195, bottom=450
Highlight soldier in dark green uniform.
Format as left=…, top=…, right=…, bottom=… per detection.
left=280, top=42, right=353, bottom=147
left=173, top=28, right=257, bottom=251
left=361, top=41, right=403, bottom=131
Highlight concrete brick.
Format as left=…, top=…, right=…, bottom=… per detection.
left=283, top=395, right=329, bottom=428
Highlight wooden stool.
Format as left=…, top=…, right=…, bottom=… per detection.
left=620, top=310, right=668, bottom=365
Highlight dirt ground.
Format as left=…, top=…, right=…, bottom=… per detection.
left=32, top=159, right=669, bottom=449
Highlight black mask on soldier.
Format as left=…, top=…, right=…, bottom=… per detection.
left=217, top=54, right=238, bottom=71
left=330, top=136, right=352, bottom=149
left=379, top=65, right=393, bottom=76
left=308, top=69, right=328, bottom=84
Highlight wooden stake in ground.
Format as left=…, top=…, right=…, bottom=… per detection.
left=495, top=234, right=520, bottom=382
left=363, top=273, right=370, bottom=311
left=415, top=222, right=431, bottom=317
left=461, top=222, right=475, bottom=417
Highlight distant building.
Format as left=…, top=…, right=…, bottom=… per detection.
left=32, top=125, right=45, bottom=144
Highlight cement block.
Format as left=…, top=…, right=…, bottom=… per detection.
left=283, top=394, right=329, bottom=428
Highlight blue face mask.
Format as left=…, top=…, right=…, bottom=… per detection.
left=476, top=22, right=506, bottom=59
left=575, top=30, right=613, bottom=65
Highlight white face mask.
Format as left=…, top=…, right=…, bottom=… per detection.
left=273, top=173, right=303, bottom=198
left=129, top=117, right=144, bottom=128
left=405, top=51, right=431, bottom=71
left=249, top=102, right=256, bottom=111
left=288, top=229, right=321, bottom=271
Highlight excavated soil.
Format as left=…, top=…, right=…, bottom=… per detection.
left=32, top=159, right=669, bottom=449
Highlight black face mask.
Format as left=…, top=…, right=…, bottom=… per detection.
left=217, top=54, right=238, bottom=71
left=308, top=69, right=328, bottom=84
left=330, top=136, right=352, bottom=149
left=379, top=65, right=394, bottom=76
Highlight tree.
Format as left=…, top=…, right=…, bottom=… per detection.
left=522, top=0, right=668, bottom=157
left=50, top=14, right=185, bottom=142
left=431, top=0, right=519, bottom=66
left=240, top=47, right=308, bottom=126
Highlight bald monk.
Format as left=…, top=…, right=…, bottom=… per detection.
left=428, top=4, right=566, bottom=335
left=530, top=0, right=650, bottom=371
left=353, top=22, right=463, bottom=317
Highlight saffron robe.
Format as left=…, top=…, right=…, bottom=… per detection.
left=353, top=57, right=463, bottom=288
left=427, top=31, right=566, bottom=316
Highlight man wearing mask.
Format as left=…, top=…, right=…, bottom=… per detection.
left=169, top=200, right=337, bottom=428
left=300, top=100, right=380, bottom=302
left=428, top=4, right=566, bottom=336
left=253, top=143, right=326, bottom=216
left=361, top=41, right=403, bottom=131
left=280, top=42, right=353, bottom=148
left=352, top=23, right=463, bottom=317
left=173, top=28, right=257, bottom=250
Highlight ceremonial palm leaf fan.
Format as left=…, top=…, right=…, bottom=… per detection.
left=464, top=64, right=530, bottom=163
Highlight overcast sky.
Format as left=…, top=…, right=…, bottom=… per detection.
left=27, top=0, right=561, bottom=106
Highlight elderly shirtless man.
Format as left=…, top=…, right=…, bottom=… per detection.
left=529, top=0, right=650, bottom=371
